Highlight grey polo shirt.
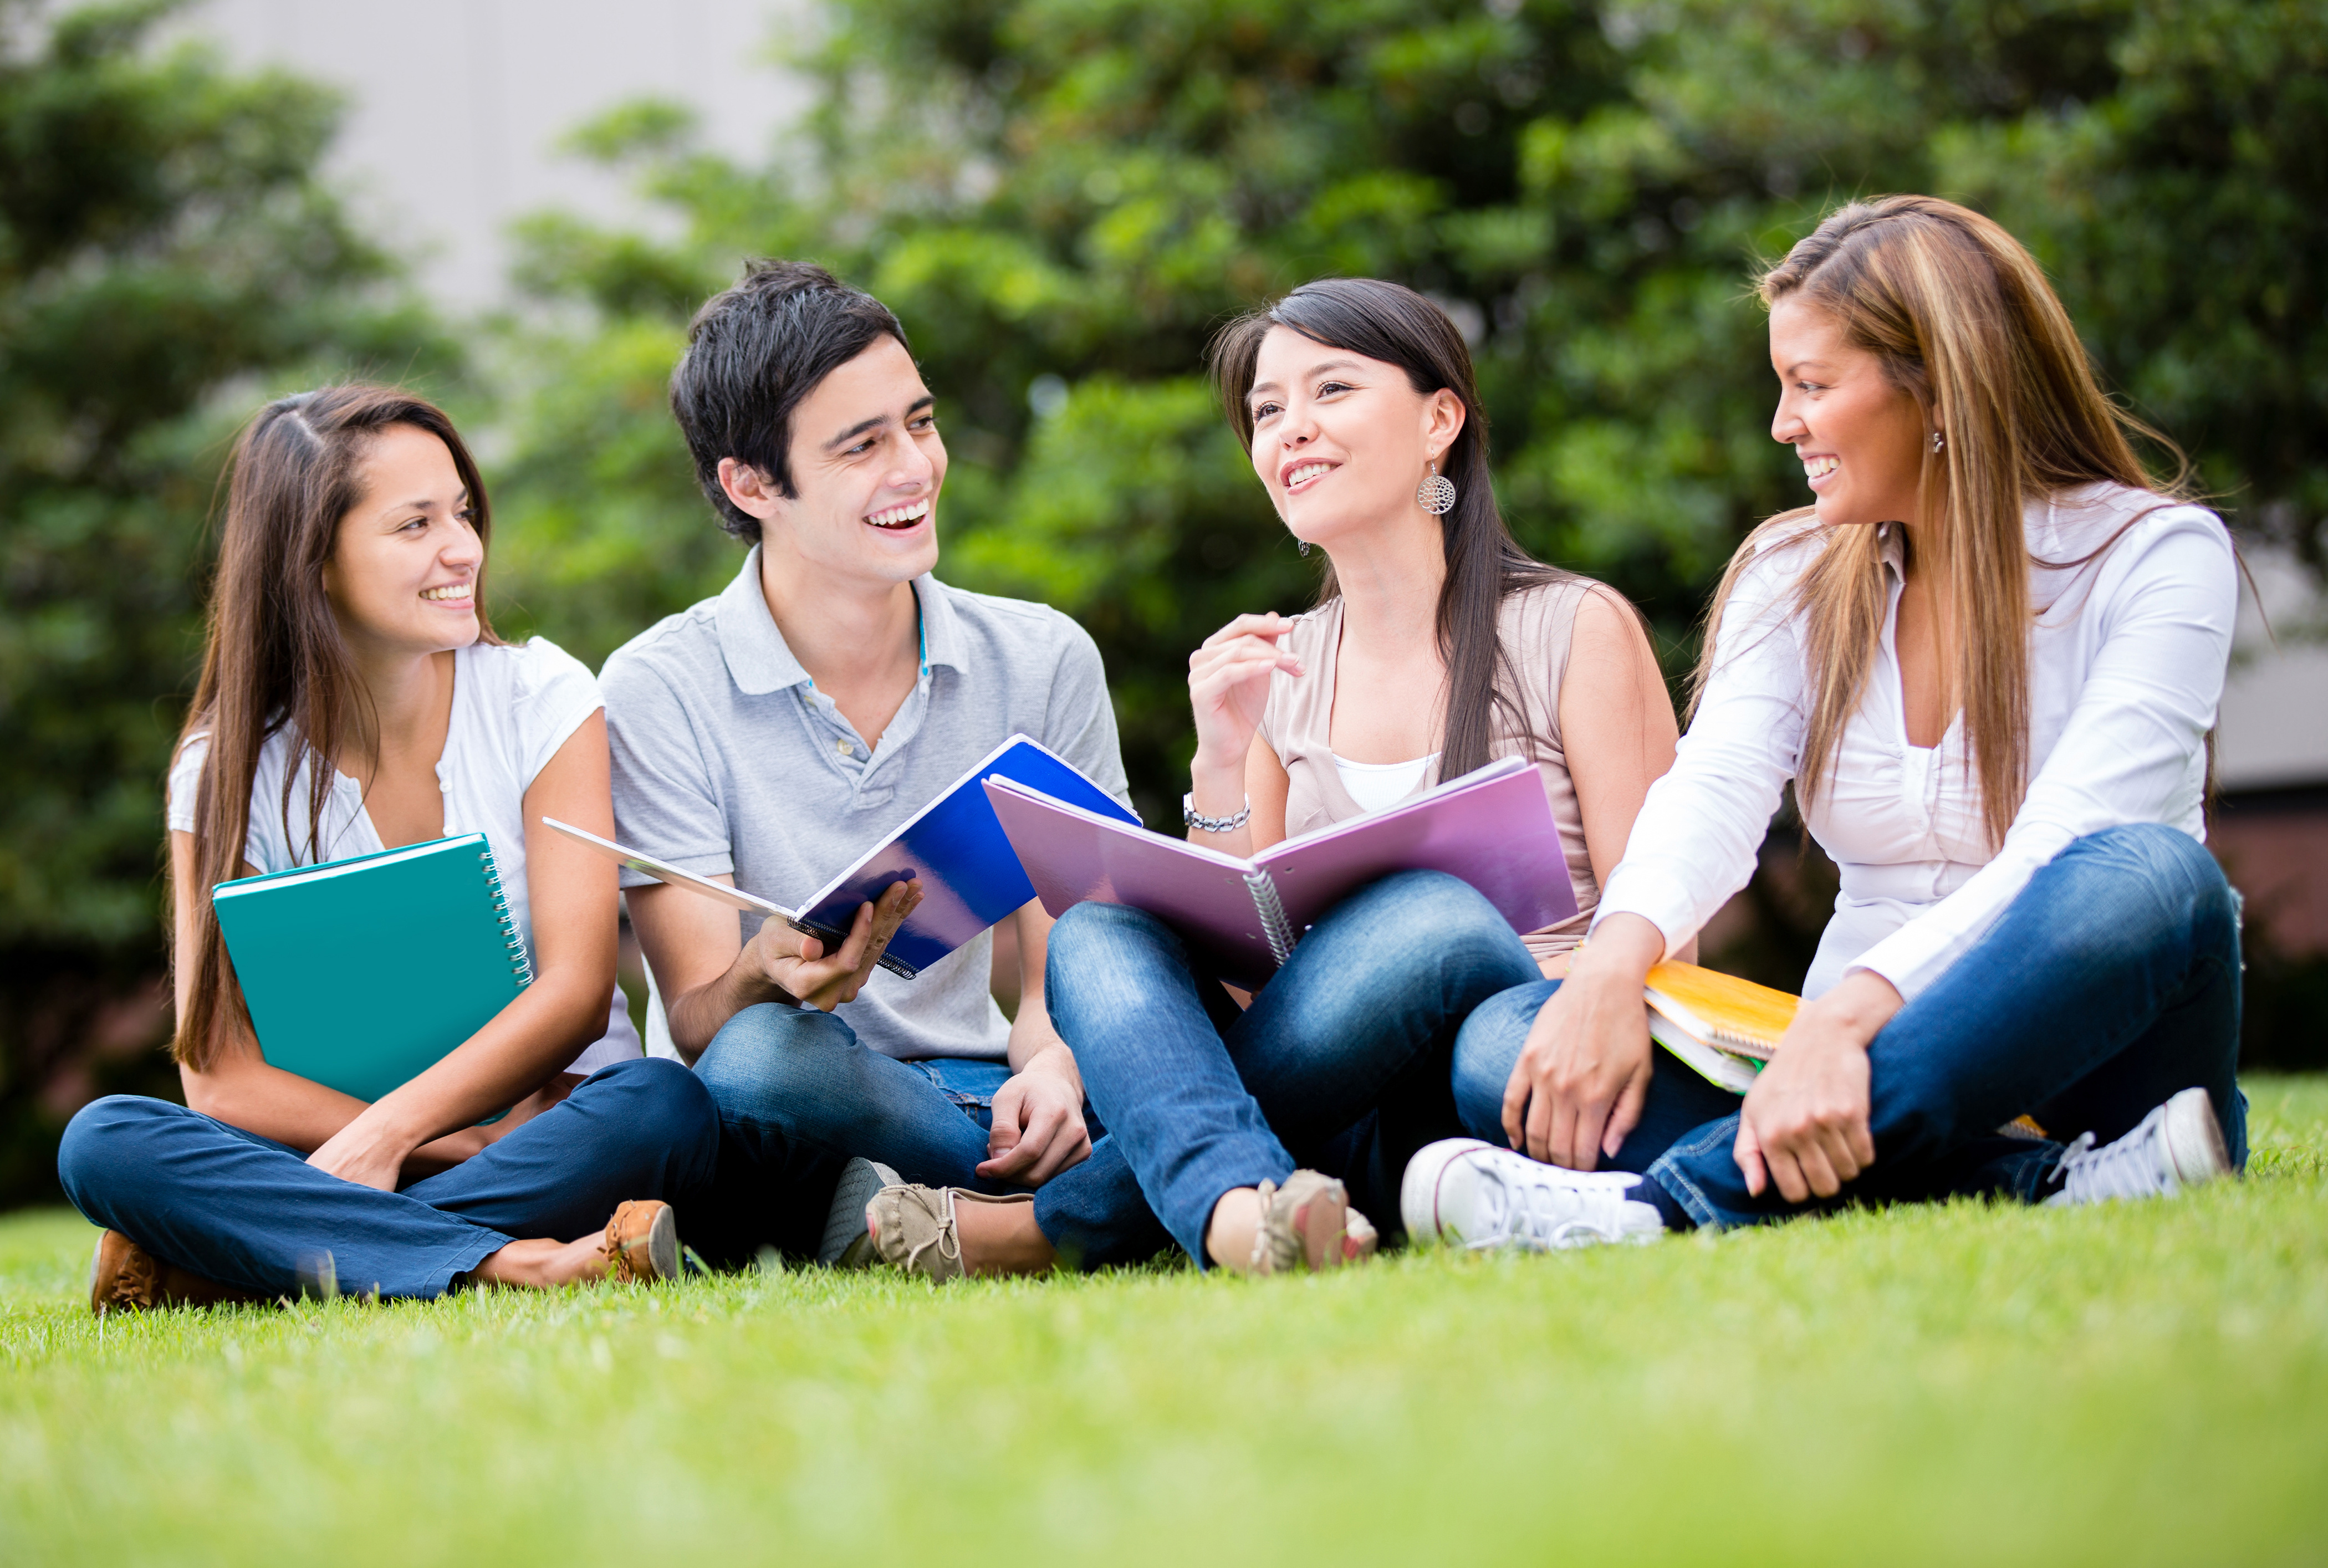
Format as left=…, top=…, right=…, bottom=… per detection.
left=603, top=546, right=1132, bottom=1061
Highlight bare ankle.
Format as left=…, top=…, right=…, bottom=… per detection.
left=1205, top=1187, right=1262, bottom=1274
left=469, top=1234, right=604, bottom=1290
left=953, top=1196, right=1056, bottom=1277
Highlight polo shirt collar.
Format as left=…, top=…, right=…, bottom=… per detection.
left=717, top=545, right=967, bottom=695
left=912, top=573, right=966, bottom=673
left=717, top=546, right=813, bottom=696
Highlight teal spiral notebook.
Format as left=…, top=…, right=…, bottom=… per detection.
left=211, top=834, right=532, bottom=1104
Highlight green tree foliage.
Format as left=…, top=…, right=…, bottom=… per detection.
left=0, top=0, right=445, bottom=1196
left=491, top=0, right=2327, bottom=833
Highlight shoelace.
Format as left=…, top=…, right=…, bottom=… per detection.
left=900, top=1188, right=963, bottom=1275
left=1249, top=1178, right=1280, bottom=1274
left=1478, top=1167, right=1635, bottom=1250
left=2050, top=1114, right=2167, bottom=1205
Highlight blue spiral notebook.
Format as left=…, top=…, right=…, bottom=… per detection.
left=212, top=833, right=532, bottom=1103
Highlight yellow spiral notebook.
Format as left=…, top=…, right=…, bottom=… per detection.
left=1643, top=962, right=1799, bottom=1061
left=1639, top=961, right=2048, bottom=1136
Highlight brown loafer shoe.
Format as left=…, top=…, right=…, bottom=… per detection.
left=87, top=1230, right=257, bottom=1315
left=863, top=1185, right=1032, bottom=1283
left=1250, top=1171, right=1375, bottom=1274
left=602, top=1200, right=679, bottom=1284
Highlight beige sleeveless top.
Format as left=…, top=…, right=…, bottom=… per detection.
left=1254, top=581, right=1602, bottom=969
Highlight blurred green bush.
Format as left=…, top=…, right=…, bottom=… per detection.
left=0, top=0, right=452, bottom=1194
left=486, top=0, right=2327, bottom=822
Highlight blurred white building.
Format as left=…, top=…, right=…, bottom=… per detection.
left=173, top=0, right=811, bottom=309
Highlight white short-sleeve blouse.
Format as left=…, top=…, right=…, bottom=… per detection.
left=168, top=637, right=642, bottom=1075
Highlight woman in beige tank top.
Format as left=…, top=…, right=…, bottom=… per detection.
left=1044, top=279, right=1682, bottom=1276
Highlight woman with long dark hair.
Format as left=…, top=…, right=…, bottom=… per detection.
left=1410, top=196, right=2244, bottom=1250
left=61, top=385, right=719, bottom=1309
left=1035, top=278, right=1682, bottom=1274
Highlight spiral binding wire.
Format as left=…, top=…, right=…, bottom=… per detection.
left=481, top=846, right=534, bottom=988
left=1243, top=870, right=1298, bottom=968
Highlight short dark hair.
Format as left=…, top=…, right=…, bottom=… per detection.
left=668, top=259, right=912, bottom=542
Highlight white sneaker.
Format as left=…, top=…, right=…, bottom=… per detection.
left=1402, top=1138, right=1666, bottom=1252
left=2043, top=1087, right=2232, bottom=1208
left=820, top=1157, right=903, bottom=1265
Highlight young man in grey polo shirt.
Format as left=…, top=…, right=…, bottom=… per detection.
left=605, top=261, right=1164, bottom=1276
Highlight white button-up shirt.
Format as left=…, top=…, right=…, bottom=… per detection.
left=1596, top=482, right=2238, bottom=1002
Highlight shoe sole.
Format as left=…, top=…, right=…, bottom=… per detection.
left=2162, top=1087, right=2232, bottom=1191
left=641, top=1204, right=679, bottom=1282
left=820, top=1158, right=904, bottom=1266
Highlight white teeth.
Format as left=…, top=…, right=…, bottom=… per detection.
left=1804, top=455, right=1840, bottom=479
left=1286, top=463, right=1333, bottom=487
left=421, top=584, right=471, bottom=601
left=865, top=499, right=931, bottom=528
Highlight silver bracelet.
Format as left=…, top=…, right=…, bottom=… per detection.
left=1183, top=791, right=1252, bottom=833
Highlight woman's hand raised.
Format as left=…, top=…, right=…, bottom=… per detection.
left=1187, top=612, right=1303, bottom=792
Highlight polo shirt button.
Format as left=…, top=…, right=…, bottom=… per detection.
left=836, top=739, right=855, bottom=757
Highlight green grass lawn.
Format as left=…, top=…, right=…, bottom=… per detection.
left=4, top=1080, right=2326, bottom=1566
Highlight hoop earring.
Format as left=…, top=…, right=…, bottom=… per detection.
left=1931, top=430, right=1945, bottom=454
left=1417, top=460, right=1457, bottom=515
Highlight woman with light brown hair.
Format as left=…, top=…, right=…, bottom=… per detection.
left=1408, top=195, right=2247, bottom=1246
left=59, top=385, right=720, bottom=1308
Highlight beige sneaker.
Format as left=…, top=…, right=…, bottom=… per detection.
left=601, top=1200, right=680, bottom=1284
left=1250, top=1170, right=1376, bottom=1274
left=862, top=1185, right=1032, bottom=1282
left=86, top=1230, right=257, bottom=1315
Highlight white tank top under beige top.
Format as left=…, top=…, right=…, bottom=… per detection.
left=1254, top=580, right=1604, bottom=971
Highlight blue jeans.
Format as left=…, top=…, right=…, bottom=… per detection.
left=1452, top=824, right=2248, bottom=1229
left=1046, top=870, right=1542, bottom=1264
left=690, top=1006, right=1170, bottom=1269
left=57, top=1058, right=721, bottom=1298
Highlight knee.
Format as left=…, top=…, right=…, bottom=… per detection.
left=1046, top=900, right=1175, bottom=997
left=57, top=1095, right=176, bottom=1210
left=1049, top=900, right=1167, bottom=966
left=691, top=1005, right=856, bottom=1117
left=1451, top=982, right=1555, bottom=1122
left=1361, top=870, right=1535, bottom=989
left=590, top=1058, right=719, bottom=1151
left=2071, top=824, right=2234, bottom=942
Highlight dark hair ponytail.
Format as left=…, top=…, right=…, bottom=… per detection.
left=1208, top=278, right=1571, bottom=777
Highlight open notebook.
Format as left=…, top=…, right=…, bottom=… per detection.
left=549, top=732, right=1138, bottom=979
left=986, top=756, right=1576, bottom=989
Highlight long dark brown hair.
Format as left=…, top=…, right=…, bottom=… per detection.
left=171, top=385, right=501, bottom=1069
left=1208, top=278, right=1572, bottom=778
left=1696, top=196, right=2191, bottom=851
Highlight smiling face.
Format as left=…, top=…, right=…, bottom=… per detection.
left=320, top=422, right=483, bottom=660
left=720, top=334, right=946, bottom=590
left=1768, top=294, right=1931, bottom=528
left=1245, top=326, right=1462, bottom=551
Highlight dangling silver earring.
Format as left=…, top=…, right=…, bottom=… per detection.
left=1931, top=429, right=1945, bottom=454
left=1298, top=539, right=1310, bottom=557
left=1417, top=459, right=1457, bottom=515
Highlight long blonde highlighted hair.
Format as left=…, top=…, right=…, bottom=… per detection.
left=1694, top=195, right=2188, bottom=852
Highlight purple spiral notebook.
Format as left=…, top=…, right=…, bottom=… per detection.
left=984, top=756, right=1577, bottom=989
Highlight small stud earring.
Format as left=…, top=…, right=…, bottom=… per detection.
left=1931, top=430, right=1945, bottom=454
left=1298, top=539, right=1310, bottom=556
left=1417, top=460, right=1457, bottom=515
